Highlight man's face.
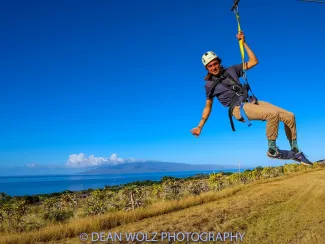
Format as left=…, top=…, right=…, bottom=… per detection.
left=206, top=59, right=221, bottom=76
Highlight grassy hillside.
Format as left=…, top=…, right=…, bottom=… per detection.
left=1, top=167, right=325, bottom=244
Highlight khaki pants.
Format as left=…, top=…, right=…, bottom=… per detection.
left=232, top=101, right=297, bottom=141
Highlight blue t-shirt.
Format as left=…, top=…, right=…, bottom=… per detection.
left=204, top=64, right=244, bottom=107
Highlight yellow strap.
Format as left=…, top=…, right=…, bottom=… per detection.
left=235, top=12, right=245, bottom=71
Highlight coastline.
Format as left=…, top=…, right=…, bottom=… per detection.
left=1, top=169, right=240, bottom=197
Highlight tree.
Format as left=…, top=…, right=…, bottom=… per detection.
left=84, top=189, right=117, bottom=215
left=208, top=172, right=226, bottom=191
left=162, top=178, right=183, bottom=200
left=241, top=171, right=253, bottom=184
left=120, top=185, right=146, bottom=211
left=0, top=192, right=11, bottom=203
left=42, top=197, right=73, bottom=222
left=151, top=184, right=164, bottom=199
left=187, top=180, right=208, bottom=196
left=1, top=198, right=29, bottom=232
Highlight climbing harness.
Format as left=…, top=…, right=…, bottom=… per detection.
left=206, top=68, right=254, bottom=131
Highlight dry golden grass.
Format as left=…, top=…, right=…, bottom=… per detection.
left=1, top=169, right=325, bottom=244
left=0, top=185, right=247, bottom=244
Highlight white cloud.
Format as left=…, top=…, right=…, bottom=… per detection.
left=66, top=153, right=138, bottom=168
left=109, top=153, right=124, bottom=163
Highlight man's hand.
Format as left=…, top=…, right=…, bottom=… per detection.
left=190, top=127, right=202, bottom=138
left=236, top=30, right=259, bottom=70
left=236, top=31, right=245, bottom=43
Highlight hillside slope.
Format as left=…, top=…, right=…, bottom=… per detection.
left=4, top=169, right=325, bottom=244
left=100, top=170, right=325, bottom=244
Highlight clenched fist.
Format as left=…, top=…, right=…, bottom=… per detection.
left=190, top=127, right=202, bottom=138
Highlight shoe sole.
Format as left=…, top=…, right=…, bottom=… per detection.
left=268, top=156, right=313, bottom=165
left=267, top=155, right=295, bottom=161
left=300, top=161, right=313, bottom=166
left=292, top=157, right=313, bottom=166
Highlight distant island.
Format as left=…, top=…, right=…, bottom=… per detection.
left=78, top=161, right=233, bottom=175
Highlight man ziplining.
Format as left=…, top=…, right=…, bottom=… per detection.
left=190, top=30, right=313, bottom=166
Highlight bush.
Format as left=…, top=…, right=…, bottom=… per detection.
left=0, top=198, right=29, bottom=232
left=44, top=209, right=73, bottom=222
left=83, top=189, right=118, bottom=215
left=41, top=196, right=75, bottom=222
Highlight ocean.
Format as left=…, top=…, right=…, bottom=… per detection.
left=0, top=169, right=239, bottom=196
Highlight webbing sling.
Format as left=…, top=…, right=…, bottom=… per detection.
left=222, top=72, right=251, bottom=131
left=240, top=103, right=252, bottom=127
left=207, top=70, right=241, bottom=98
left=231, top=0, right=246, bottom=73
left=231, top=0, right=258, bottom=104
left=229, top=0, right=258, bottom=131
left=206, top=72, right=227, bottom=98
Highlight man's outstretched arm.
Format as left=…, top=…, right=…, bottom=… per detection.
left=198, top=98, right=213, bottom=129
left=190, top=98, right=213, bottom=138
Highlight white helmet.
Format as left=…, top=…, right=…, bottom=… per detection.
left=202, top=51, right=218, bottom=67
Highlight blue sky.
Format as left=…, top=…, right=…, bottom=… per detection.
left=0, top=0, right=324, bottom=175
